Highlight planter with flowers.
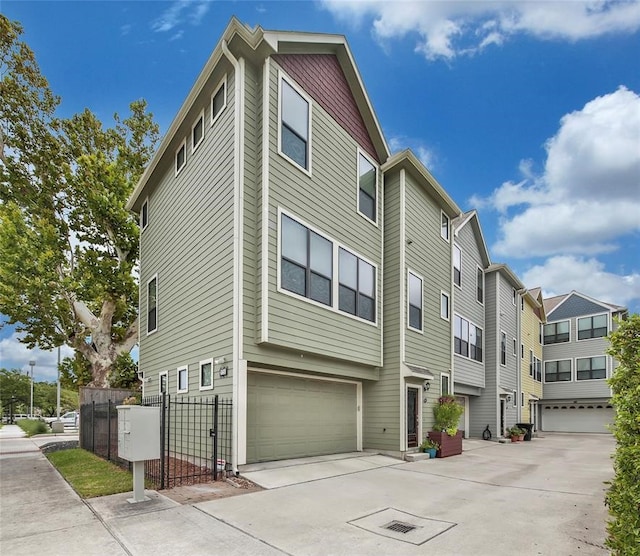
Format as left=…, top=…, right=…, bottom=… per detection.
left=428, top=395, right=465, bottom=458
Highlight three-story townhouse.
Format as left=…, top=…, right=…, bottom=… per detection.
left=520, top=287, right=545, bottom=431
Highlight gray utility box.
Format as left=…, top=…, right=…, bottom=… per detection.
left=117, top=405, right=160, bottom=461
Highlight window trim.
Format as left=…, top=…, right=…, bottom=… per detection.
left=146, top=274, right=158, bottom=336
left=175, top=138, right=186, bottom=176
left=278, top=73, right=312, bottom=176
left=512, top=338, right=517, bottom=357
left=440, top=372, right=450, bottom=396
left=500, top=331, right=507, bottom=366
left=199, top=358, right=214, bottom=391
left=276, top=208, right=378, bottom=326
left=544, top=358, right=572, bottom=383
left=543, top=319, right=571, bottom=345
left=141, top=197, right=149, bottom=231
left=440, top=211, right=450, bottom=242
left=476, top=266, right=484, bottom=305
left=191, top=109, right=205, bottom=154
left=453, top=244, right=462, bottom=289
left=576, top=355, right=607, bottom=381
left=356, top=148, right=379, bottom=226
left=440, top=291, right=450, bottom=321
left=210, top=74, right=227, bottom=127
left=455, top=314, right=483, bottom=363
left=339, top=246, right=376, bottom=323
left=177, top=365, right=189, bottom=394
left=576, top=313, right=609, bottom=342
left=407, top=269, right=424, bottom=333
left=512, top=288, right=517, bottom=306
left=529, top=349, right=534, bottom=376
left=158, top=370, right=168, bottom=395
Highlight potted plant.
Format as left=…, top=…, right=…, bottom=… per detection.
left=509, top=426, right=523, bottom=442
left=423, top=438, right=439, bottom=458
left=428, top=395, right=465, bottom=457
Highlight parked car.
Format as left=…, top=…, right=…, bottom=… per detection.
left=44, top=411, right=79, bottom=427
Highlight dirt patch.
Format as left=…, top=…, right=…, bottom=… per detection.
left=161, top=475, right=263, bottom=504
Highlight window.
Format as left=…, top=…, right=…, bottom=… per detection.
left=535, top=357, right=542, bottom=381
left=141, top=198, right=148, bottom=231
left=512, top=288, right=517, bottom=305
left=500, top=332, right=506, bottom=365
left=281, top=214, right=332, bottom=306
left=177, top=366, right=188, bottom=393
left=529, top=350, right=534, bottom=376
left=577, top=315, right=608, bottom=340
left=476, top=267, right=484, bottom=304
left=521, top=297, right=524, bottom=311
left=339, top=248, right=375, bottom=322
left=159, top=371, right=168, bottom=395
left=521, top=343, right=524, bottom=358
left=470, top=325, right=483, bottom=362
left=545, top=360, right=571, bottom=382
left=513, top=390, right=517, bottom=407
left=521, top=392, right=525, bottom=407
left=408, top=271, right=423, bottom=331
left=512, top=338, right=517, bottom=356
left=455, top=315, right=482, bottom=362
left=544, top=320, right=570, bottom=344
left=211, top=76, right=226, bottom=126
left=199, top=359, right=213, bottom=391
left=280, top=78, right=310, bottom=170
left=357, top=151, right=377, bottom=223
left=441, top=212, right=450, bottom=241
left=175, top=139, right=186, bottom=175
left=440, top=292, right=450, bottom=321
left=453, top=245, right=461, bottom=287
left=441, top=373, right=450, bottom=396
left=192, top=109, right=204, bottom=153
left=147, top=275, right=157, bottom=335
left=577, top=356, right=606, bottom=380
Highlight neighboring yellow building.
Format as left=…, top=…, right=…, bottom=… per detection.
left=521, top=288, right=546, bottom=430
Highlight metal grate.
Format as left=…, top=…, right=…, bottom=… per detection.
left=383, top=521, right=417, bottom=534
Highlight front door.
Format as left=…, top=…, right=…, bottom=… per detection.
left=500, top=399, right=506, bottom=436
left=407, top=387, right=419, bottom=448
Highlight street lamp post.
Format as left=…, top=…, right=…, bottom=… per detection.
left=29, top=359, right=35, bottom=418
left=10, top=396, right=16, bottom=424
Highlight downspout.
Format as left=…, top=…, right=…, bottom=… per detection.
left=399, top=169, right=406, bottom=453
left=516, top=288, right=525, bottom=423
left=221, top=40, right=245, bottom=473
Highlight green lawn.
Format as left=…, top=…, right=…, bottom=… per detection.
left=47, top=449, right=138, bottom=498
left=16, top=418, right=49, bottom=436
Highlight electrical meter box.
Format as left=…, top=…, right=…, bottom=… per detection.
left=117, top=405, right=160, bottom=461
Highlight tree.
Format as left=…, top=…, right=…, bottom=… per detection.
left=605, top=314, right=640, bottom=555
left=0, top=15, right=159, bottom=387
left=0, top=369, right=30, bottom=413
left=34, top=381, right=78, bottom=416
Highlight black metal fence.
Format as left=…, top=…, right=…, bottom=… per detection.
left=80, top=394, right=232, bottom=489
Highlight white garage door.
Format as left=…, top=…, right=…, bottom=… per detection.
left=246, top=372, right=358, bottom=463
left=542, top=404, right=614, bottom=433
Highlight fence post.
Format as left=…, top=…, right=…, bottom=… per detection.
left=213, top=395, right=219, bottom=481
left=91, top=401, right=95, bottom=452
left=160, top=392, right=166, bottom=490
left=107, top=399, right=112, bottom=461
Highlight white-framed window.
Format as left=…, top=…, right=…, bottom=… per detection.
left=544, top=320, right=570, bottom=344
left=159, top=370, right=168, bottom=395
left=441, top=211, right=450, bottom=241
left=175, top=138, right=186, bottom=175
left=476, top=266, right=484, bottom=304
left=577, top=314, right=608, bottom=340
left=453, top=245, right=461, bottom=287
left=441, top=372, right=450, bottom=396
left=147, top=274, right=157, bottom=335
left=521, top=392, right=524, bottom=407
left=199, top=358, right=213, bottom=391
left=455, top=315, right=483, bottom=362
left=544, top=359, right=571, bottom=383
left=191, top=109, right=205, bottom=153
left=357, top=150, right=377, bottom=224
left=211, top=75, right=227, bottom=126
left=177, top=365, right=188, bottom=393
left=513, top=390, right=517, bottom=407
left=521, top=297, right=524, bottom=311
left=529, top=350, right=534, bottom=376
left=279, top=75, right=311, bottom=173
left=512, top=338, right=517, bottom=357
left=512, top=288, right=517, bottom=305
left=141, top=198, right=149, bottom=231
left=500, top=332, right=507, bottom=366
left=440, top=291, right=450, bottom=321
left=407, top=270, right=423, bottom=332
left=576, top=356, right=607, bottom=380
left=534, top=356, right=542, bottom=381
left=278, top=209, right=377, bottom=324
left=521, top=343, right=524, bottom=358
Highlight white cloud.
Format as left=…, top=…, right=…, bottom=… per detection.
left=151, top=1, right=210, bottom=34
left=0, top=332, right=74, bottom=383
left=321, top=0, right=640, bottom=60
left=521, top=256, right=640, bottom=309
left=388, top=135, right=437, bottom=170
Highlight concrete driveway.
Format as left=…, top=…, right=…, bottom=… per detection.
left=197, top=434, right=614, bottom=555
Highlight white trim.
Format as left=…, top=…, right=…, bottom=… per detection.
left=191, top=108, right=205, bottom=154
left=512, top=287, right=517, bottom=306
left=247, top=367, right=363, bottom=451
left=406, top=384, right=422, bottom=452
left=356, top=148, right=379, bottom=226
left=575, top=355, right=608, bottom=382
left=399, top=169, right=406, bottom=453
left=453, top=243, right=462, bottom=289
left=210, top=74, right=227, bottom=127
left=277, top=71, right=312, bottom=176
left=276, top=207, right=379, bottom=327
left=199, top=358, right=214, bottom=391
left=543, top=318, right=571, bottom=345
left=158, top=370, right=168, bottom=395
left=176, top=365, right=188, bottom=394
left=454, top=313, right=484, bottom=364
left=140, top=197, right=149, bottom=231
left=499, top=330, right=507, bottom=366
left=440, top=372, right=451, bottom=396
left=440, top=210, right=450, bottom=242
left=175, top=138, right=186, bottom=176
left=476, top=265, right=484, bottom=306
left=576, top=312, right=609, bottom=342
left=512, top=337, right=517, bottom=357
left=440, top=290, right=450, bottom=321
left=543, top=358, right=572, bottom=384
left=407, top=269, right=424, bottom=333
left=146, top=273, right=158, bottom=336
left=260, top=59, right=270, bottom=344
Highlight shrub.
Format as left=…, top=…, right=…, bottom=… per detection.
left=433, top=395, right=464, bottom=436
left=16, top=418, right=49, bottom=436
left=605, top=314, right=640, bottom=555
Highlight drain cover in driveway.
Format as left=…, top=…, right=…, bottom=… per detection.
left=349, top=508, right=456, bottom=545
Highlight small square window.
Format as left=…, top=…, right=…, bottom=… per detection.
left=211, top=76, right=227, bottom=126
left=175, top=139, right=186, bottom=175
left=177, top=366, right=188, bottom=393
left=199, top=359, right=213, bottom=391
left=192, top=110, right=204, bottom=153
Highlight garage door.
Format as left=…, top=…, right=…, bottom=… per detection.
left=247, top=372, right=358, bottom=463
left=542, top=404, right=614, bottom=433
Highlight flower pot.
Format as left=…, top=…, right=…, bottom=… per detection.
left=428, top=431, right=462, bottom=458
left=427, top=448, right=437, bottom=458
left=518, top=434, right=525, bottom=441
left=510, top=436, right=518, bottom=442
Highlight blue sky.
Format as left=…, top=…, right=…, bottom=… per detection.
left=2, top=0, right=639, bottom=381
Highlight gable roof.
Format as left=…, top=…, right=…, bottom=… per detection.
left=545, top=290, right=627, bottom=318
left=127, top=17, right=389, bottom=211
left=525, top=287, right=546, bottom=322
left=485, top=263, right=524, bottom=289
left=452, top=210, right=491, bottom=267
